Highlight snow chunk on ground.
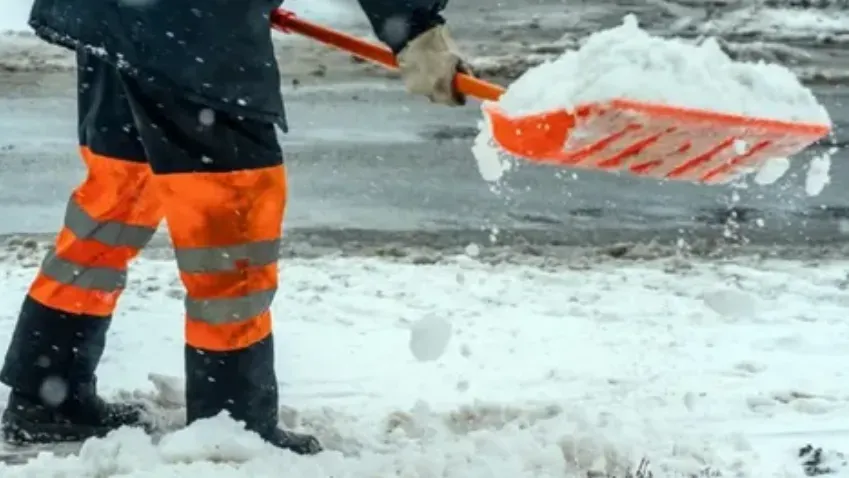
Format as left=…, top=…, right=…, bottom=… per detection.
left=495, top=15, right=830, bottom=125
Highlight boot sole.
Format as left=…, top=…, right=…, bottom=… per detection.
left=2, top=413, right=122, bottom=445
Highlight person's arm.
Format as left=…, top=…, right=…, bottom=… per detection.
left=355, top=0, right=448, bottom=53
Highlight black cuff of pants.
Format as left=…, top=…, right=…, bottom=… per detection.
left=0, top=296, right=110, bottom=396
left=383, top=12, right=446, bottom=54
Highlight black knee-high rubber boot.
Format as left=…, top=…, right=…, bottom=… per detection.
left=185, top=333, right=321, bottom=455
left=0, top=296, right=145, bottom=444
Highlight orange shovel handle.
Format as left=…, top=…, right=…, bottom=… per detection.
left=270, top=8, right=505, bottom=102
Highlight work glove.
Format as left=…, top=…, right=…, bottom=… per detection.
left=396, top=25, right=471, bottom=106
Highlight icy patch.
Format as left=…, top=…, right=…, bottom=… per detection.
left=495, top=15, right=830, bottom=125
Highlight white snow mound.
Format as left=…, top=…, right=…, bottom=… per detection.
left=495, top=15, right=831, bottom=125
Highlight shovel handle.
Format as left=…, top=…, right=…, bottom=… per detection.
left=270, top=8, right=504, bottom=102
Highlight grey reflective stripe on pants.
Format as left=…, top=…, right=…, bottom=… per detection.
left=64, top=199, right=157, bottom=248
left=176, top=239, right=280, bottom=324
left=40, top=251, right=127, bottom=291
left=185, top=288, right=276, bottom=325
left=174, top=239, right=280, bottom=273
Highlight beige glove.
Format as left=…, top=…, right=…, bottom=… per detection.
left=396, top=25, right=470, bottom=106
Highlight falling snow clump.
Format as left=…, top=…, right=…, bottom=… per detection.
left=408, top=315, right=453, bottom=362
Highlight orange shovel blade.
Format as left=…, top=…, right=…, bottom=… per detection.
left=483, top=99, right=831, bottom=184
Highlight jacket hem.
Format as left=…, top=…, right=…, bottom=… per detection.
left=28, top=20, right=289, bottom=132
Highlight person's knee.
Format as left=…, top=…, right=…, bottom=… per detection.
left=155, top=166, right=286, bottom=352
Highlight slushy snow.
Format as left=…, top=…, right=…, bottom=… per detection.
left=2, top=247, right=849, bottom=477
left=495, top=15, right=830, bottom=124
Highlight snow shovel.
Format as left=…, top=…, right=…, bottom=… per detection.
left=270, top=9, right=831, bottom=185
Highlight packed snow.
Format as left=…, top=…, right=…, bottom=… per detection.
left=0, top=2, right=847, bottom=474
left=494, top=15, right=830, bottom=124
left=1, top=246, right=849, bottom=477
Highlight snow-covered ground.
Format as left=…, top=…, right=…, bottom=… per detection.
left=0, top=242, right=848, bottom=477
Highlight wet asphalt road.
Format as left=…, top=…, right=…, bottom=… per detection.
left=0, top=71, right=847, bottom=253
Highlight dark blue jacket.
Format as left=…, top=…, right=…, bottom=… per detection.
left=29, top=0, right=447, bottom=129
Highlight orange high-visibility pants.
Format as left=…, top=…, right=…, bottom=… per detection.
left=29, top=53, right=164, bottom=318
left=30, top=49, right=284, bottom=353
